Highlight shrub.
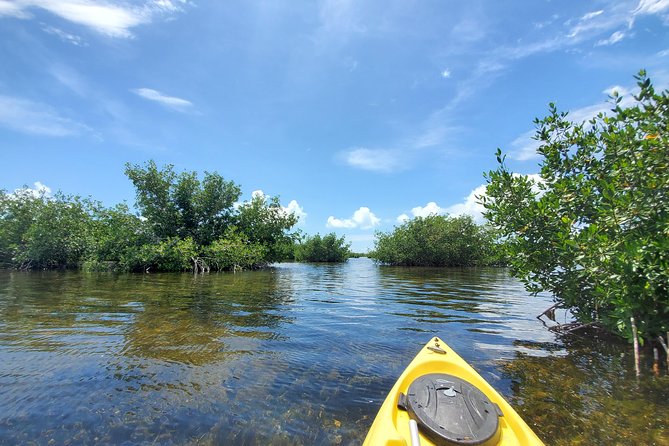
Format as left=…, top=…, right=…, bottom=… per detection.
left=294, top=233, right=351, bottom=262
left=371, top=215, right=497, bottom=266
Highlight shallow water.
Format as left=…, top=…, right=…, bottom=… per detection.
left=0, top=258, right=667, bottom=445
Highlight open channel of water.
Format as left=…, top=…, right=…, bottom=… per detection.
left=1, top=258, right=667, bottom=445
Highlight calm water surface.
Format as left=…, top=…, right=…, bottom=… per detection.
left=0, top=258, right=667, bottom=445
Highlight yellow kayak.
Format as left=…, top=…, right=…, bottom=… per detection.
left=363, top=337, right=544, bottom=446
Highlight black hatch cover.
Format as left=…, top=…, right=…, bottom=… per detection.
left=398, top=373, right=502, bottom=446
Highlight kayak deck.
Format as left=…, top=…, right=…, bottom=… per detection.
left=363, top=337, right=544, bottom=446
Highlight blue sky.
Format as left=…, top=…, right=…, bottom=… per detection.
left=1, top=0, right=668, bottom=252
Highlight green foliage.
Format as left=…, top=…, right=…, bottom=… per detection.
left=124, top=161, right=241, bottom=245
left=294, top=232, right=351, bottom=262
left=120, top=237, right=199, bottom=272
left=89, top=203, right=152, bottom=262
left=235, top=193, right=298, bottom=262
left=15, top=194, right=95, bottom=269
left=1, top=162, right=298, bottom=272
left=204, top=230, right=268, bottom=270
left=481, top=70, right=669, bottom=340
left=371, top=214, right=499, bottom=266
left=0, top=188, right=47, bottom=268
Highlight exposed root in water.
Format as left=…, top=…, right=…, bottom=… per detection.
left=536, top=305, right=608, bottom=336
left=192, top=257, right=210, bottom=274
left=547, top=321, right=606, bottom=335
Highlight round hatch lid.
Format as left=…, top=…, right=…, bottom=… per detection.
left=402, top=373, right=502, bottom=446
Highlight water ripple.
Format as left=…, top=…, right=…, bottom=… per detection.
left=3, top=261, right=660, bottom=445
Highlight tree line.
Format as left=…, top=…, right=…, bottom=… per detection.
left=0, top=161, right=353, bottom=272
left=0, top=159, right=504, bottom=272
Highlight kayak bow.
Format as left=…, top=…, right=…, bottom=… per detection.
left=363, top=337, right=544, bottom=446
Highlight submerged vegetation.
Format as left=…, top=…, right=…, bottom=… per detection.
left=482, top=71, right=668, bottom=342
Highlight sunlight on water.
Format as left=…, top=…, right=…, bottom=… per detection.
left=0, top=259, right=667, bottom=445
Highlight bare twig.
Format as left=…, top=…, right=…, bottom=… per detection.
left=631, top=316, right=640, bottom=378
left=537, top=304, right=560, bottom=321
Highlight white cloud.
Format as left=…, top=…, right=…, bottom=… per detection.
left=9, top=181, right=52, bottom=199
left=26, top=181, right=52, bottom=196
left=634, top=0, right=669, bottom=15
left=596, top=30, right=626, bottom=46
left=603, top=85, right=632, bottom=97
left=0, top=0, right=189, bottom=38
left=327, top=207, right=380, bottom=230
left=247, top=190, right=306, bottom=223
left=444, top=185, right=488, bottom=223
left=566, top=5, right=632, bottom=41
left=0, top=0, right=30, bottom=18
left=0, top=95, right=90, bottom=136
left=412, top=125, right=449, bottom=149
left=131, top=88, right=193, bottom=111
left=509, top=129, right=541, bottom=161
left=41, top=24, right=87, bottom=46
left=410, top=202, right=445, bottom=218
left=396, top=192, right=489, bottom=225
left=327, top=216, right=356, bottom=229
left=445, top=177, right=544, bottom=224
left=340, top=121, right=459, bottom=173
left=458, top=1, right=661, bottom=104
left=658, top=48, right=669, bottom=56
left=509, top=83, right=640, bottom=161
left=340, top=147, right=405, bottom=173
left=582, top=10, right=605, bottom=21
left=283, top=199, right=307, bottom=222
left=394, top=201, right=447, bottom=224
left=441, top=69, right=451, bottom=78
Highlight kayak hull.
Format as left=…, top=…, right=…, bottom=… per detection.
left=362, top=337, right=544, bottom=446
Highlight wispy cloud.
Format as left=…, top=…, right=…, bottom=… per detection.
left=327, top=207, right=380, bottom=229
left=447, top=1, right=668, bottom=111
left=633, top=0, right=669, bottom=15
left=0, top=0, right=190, bottom=38
left=49, top=63, right=90, bottom=96
left=582, top=10, right=605, bottom=21
left=131, top=88, right=194, bottom=111
left=41, top=24, right=87, bottom=46
left=339, top=147, right=406, bottom=173
left=340, top=120, right=459, bottom=173
left=508, top=83, right=641, bottom=161
left=596, top=30, right=626, bottom=46
left=317, top=0, right=366, bottom=38
left=0, top=95, right=90, bottom=136
left=335, top=3, right=665, bottom=175
left=0, top=0, right=30, bottom=18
